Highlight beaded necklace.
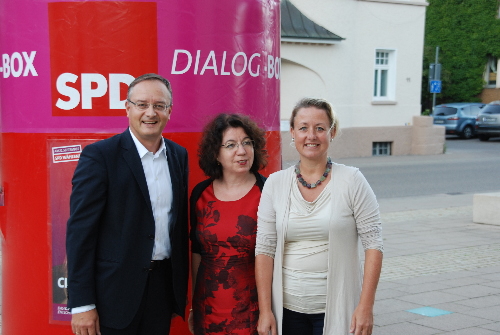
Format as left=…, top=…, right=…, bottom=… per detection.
left=295, top=157, right=332, bottom=189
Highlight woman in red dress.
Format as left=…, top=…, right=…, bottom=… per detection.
left=189, top=113, right=267, bottom=335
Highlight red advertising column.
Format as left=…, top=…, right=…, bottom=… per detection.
left=0, top=1, right=280, bottom=334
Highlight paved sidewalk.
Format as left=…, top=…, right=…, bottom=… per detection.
left=1, top=193, right=500, bottom=334
left=374, top=193, right=500, bottom=334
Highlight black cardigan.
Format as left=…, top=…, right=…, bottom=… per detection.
left=189, top=172, right=266, bottom=253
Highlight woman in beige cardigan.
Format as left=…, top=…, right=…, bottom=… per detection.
left=255, top=98, right=383, bottom=335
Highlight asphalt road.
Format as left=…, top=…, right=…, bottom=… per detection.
left=333, top=136, right=500, bottom=199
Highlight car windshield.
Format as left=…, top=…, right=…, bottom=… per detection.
left=434, top=107, right=457, bottom=116
left=482, top=105, right=500, bottom=115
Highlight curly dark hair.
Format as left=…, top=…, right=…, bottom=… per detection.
left=198, top=113, right=267, bottom=179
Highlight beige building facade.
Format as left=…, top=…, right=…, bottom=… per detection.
left=280, top=0, right=444, bottom=160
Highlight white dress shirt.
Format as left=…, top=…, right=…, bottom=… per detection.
left=71, top=129, right=173, bottom=314
left=131, top=130, right=173, bottom=259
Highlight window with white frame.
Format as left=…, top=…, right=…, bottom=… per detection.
left=484, top=56, right=498, bottom=87
left=373, top=50, right=396, bottom=101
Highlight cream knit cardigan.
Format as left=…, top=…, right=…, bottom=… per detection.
left=256, top=163, right=383, bottom=335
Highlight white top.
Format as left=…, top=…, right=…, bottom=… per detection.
left=256, top=164, right=383, bottom=335
left=283, top=178, right=331, bottom=313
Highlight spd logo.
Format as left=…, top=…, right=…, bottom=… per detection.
left=48, top=2, right=158, bottom=116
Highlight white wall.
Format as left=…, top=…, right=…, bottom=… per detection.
left=281, top=0, right=428, bottom=129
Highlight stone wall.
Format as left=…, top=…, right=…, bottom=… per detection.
left=480, top=88, right=500, bottom=103
left=281, top=116, right=445, bottom=161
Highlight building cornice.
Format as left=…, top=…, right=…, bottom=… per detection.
left=281, top=38, right=341, bottom=45
left=357, top=0, right=429, bottom=6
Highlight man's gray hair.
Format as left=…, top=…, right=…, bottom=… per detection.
left=127, top=73, right=173, bottom=105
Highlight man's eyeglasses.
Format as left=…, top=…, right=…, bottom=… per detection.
left=221, top=140, right=254, bottom=150
left=127, top=99, right=171, bottom=112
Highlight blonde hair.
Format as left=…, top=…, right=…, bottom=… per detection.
left=290, top=97, right=339, bottom=138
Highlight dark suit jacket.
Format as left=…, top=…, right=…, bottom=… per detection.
left=66, top=129, right=189, bottom=329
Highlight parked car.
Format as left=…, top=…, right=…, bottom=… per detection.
left=432, top=103, right=486, bottom=139
left=476, top=101, right=500, bottom=141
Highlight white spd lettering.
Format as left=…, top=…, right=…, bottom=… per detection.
left=55, top=73, right=134, bottom=110
left=1, top=51, right=38, bottom=78
left=171, top=49, right=278, bottom=79
left=57, top=277, right=68, bottom=288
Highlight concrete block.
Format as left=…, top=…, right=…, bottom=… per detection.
left=473, top=192, right=500, bottom=225
left=411, top=129, right=445, bottom=146
left=412, top=115, right=433, bottom=127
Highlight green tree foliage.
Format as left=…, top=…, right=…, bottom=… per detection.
left=422, top=0, right=500, bottom=110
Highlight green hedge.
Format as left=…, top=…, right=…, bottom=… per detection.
left=422, top=0, right=500, bottom=111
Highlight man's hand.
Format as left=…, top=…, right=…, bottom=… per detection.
left=71, top=309, right=100, bottom=335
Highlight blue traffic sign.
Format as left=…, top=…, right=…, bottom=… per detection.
left=430, top=80, right=442, bottom=93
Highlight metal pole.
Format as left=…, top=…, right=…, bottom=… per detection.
left=432, top=46, right=439, bottom=111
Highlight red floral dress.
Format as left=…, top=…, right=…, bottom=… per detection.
left=192, top=183, right=260, bottom=335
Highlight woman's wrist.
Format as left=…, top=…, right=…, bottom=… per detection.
left=259, top=308, right=274, bottom=314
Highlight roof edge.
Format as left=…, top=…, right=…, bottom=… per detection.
left=281, top=37, right=342, bottom=45
left=281, top=0, right=344, bottom=41
left=357, top=0, right=429, bottom=7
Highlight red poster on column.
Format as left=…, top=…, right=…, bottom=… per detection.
left=48, top=139, right=100, bottom=322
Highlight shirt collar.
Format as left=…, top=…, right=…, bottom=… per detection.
left=129, top=128, right=166, bottom=158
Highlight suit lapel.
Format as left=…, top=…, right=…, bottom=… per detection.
left=120, top=130, right=153, bottom=212
left=165, top=139, right=181, bottom=231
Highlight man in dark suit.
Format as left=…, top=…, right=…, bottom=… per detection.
left=66, top=73, right=188, bottom=335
